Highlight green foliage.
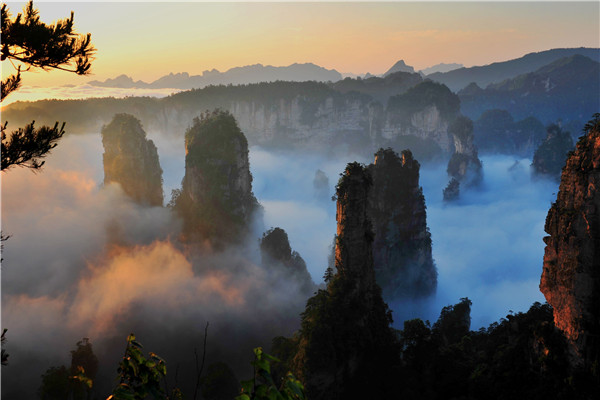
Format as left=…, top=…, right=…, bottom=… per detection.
left=1, top=120, right=65, bottom=171
left=1, top=1, right=94, bottom=101
left=173, top=109, right=259, bottom=244
left=101, top=113, right=146, bottom=142
left=237, top=347, right=306, bottom=400
left=108, top=334, right=167, bottom=400
left=101, top=113, right=164, bottom=206
left=1, top=1, right=94, bottom=172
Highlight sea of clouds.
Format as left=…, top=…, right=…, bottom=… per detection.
left=1, top=131, right=558, bottom=397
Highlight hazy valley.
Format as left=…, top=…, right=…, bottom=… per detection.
left=2, top=2, right=600, bottom=399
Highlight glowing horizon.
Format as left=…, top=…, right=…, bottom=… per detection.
left=1, top=1, right=598, bottom=91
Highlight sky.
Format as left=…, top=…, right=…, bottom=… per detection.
left=2, top=1, right=599, bottom=89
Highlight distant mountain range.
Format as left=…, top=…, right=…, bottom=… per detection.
left=419, top=63, right=463, bottom=75
left=88, top=63, right=343, bottom=90
left=88, top=48, right=599, bottom=95
left=427, top=47, right=600, bottom=92
left=383, top=60, right=415, bottom=76
left=459, top=54, right=600, bottom=124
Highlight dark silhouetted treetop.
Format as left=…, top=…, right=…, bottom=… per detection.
left=1, top=1, right=95, bottom=100
left=1, top=120, right=64, bottom=171
left=1, top=1, right=94, bottom=173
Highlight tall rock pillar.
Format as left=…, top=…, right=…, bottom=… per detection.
left=540, top=116, right=600, bottom=370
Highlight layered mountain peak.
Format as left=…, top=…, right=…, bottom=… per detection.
left=540, top=114, right=600, bottom=369
left=383, top=59, right=415, bottom=76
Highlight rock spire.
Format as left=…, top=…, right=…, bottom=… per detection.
left=102, top=113, right=163, bottom=206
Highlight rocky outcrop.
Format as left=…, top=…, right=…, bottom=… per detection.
left=532, top=124, right=574, bottom=180
left=151, top=81, right=458, bottom=155
left=444, top=115, right=483, bottom=200
left=292, top=162, right=398, bottom=400
left=383, top=81, right=461, bottom=152
left=171, top=110, right=260, bottom=245
left=443, top=178, right=460, bottom=202
left=260, top=227, right=314, bottom=294
left=101, top=113, right=163, bottom=206
left=367, top=148, right=437, bottom=300
left=4, top=80, right=461, bottom=158
left=540, top=115, right=600, bottom=370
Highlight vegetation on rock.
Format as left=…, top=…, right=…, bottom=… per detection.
left=102, top=113, right=164, bottom=206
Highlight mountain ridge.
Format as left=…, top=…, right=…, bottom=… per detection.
left=428, top=47, right=600, bottom=92
left=88, top=62, right=343, bottom=90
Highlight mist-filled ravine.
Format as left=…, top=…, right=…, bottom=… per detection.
left=2, top=0, right=600, bottom=397
left=2, top=128, right=557, bottom=398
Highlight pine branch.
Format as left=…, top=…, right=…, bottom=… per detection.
left=1, top=121, right=65, bottom=171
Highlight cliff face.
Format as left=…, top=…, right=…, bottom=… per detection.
left=540, top=116, right=600, bottom=369
left=367, top=149, right=437, bottom=300
left=148, top=82, right=458, bottom=155
left=260, top=227, right=314, bottom=294
left=292, top=162, right=398, bottom=400
left=444, top=116, right=483, bottom=200
left=172, top=110, right=260, bottom=245
left=383, top=81, right=461, bottom=153
left=532, top=124, right=575, bottom=180
left=101, top=113, right=163, bottom=206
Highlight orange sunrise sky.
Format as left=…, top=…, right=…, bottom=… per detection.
left=1, top=1, right=599, bottom=89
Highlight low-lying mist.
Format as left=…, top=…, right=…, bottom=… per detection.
left=248, top=149, right=557, bottom=330
left=1, top=131, right=558, bottom=398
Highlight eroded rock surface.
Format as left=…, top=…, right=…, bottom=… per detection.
left=102, top=113, right=163, bottom=206
left=367, top=148, right=437, bottom=300
left=540, top=116, right=600, bottom=369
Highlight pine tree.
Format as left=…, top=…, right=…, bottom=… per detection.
left=1, top=0, right=95, bottom=171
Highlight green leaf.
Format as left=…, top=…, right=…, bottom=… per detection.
left=256, top=358, right=271, bottom=374
left=131, top=340, right=143, bottom=349
left=240, top=379, right=253, bottom=393
left=263, top=352, right=280, bottom=363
